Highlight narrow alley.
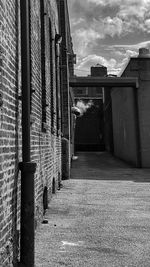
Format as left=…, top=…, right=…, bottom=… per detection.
left=35, top=152, right=150, bottom=267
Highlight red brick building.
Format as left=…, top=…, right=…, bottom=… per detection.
left=0, top=0, right=75, bottom=265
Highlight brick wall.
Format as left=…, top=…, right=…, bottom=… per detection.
left=59, top=0, right=74, bottom=179
left=0, top=0, right=63, bottom=265
left=0, top=0, right=21, bottom=265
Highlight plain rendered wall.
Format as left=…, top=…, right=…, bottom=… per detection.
left=103, top=88, right=114, bottom=153
left=111, top=87, right=139, bottom=166
left=112, top=57, right=150, bottom=167
left=120, top=58, right=150, bottom=167
left=137, top=59, right=150, bottom=167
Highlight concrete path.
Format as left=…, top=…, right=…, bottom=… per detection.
left=35, top=152, right=150, bottom=267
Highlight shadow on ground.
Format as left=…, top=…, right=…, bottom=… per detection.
left=71, top=152, right=150, bottom=183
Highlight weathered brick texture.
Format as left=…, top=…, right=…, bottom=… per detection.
left=0, top=0, right=63, bottom=265
left=0, top=1, right=21, bottom=265
left=59, top=0, right=75, bottom=178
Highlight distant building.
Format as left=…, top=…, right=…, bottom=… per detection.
left=73, top=64, right=107, bottom=151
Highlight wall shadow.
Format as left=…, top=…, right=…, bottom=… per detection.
left=71, top=152, right=150, bottom=183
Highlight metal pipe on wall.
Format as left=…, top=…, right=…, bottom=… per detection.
left=19, top=0, right=36, bottom=266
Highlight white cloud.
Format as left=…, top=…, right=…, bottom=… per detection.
left=87, top=0, right=108, bottom=5
left=75, top=54, right=117, bottom=76
left=125, top=50, right=138, bottom=57
left=87, top=0, right=150, bottom=6
left=72, top=28, right=103, bottom=57
left=102, top=17, right=123, bottom=37
left=74, top=48, right=140, bottom=77
left=118, top=4, right=147, bottom=19
left=71, top=18, right=85, bottom=26
left=113, top=40, right=150, bottom=50
left=145, top=19, right=150, bottom=32
left=69, top=0, right=150, bottom=77
left=70, top=0, right=150, bottom=36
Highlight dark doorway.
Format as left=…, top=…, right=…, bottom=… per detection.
left=75, top=99, right=105, bottom=151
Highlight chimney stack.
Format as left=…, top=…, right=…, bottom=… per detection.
left=138, top=48, right=150, bottom=58
left=91, top=63, right=107, bottom=77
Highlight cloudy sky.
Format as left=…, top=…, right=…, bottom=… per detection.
left=68, top=0, right=150, bottom=76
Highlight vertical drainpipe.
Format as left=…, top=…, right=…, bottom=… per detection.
left=19, top=0, right=36, bottom=266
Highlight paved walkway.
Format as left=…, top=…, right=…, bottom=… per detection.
left=35, top=152, right=150, bottom=267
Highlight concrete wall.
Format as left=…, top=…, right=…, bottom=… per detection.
left=103, top=88, right=114, bottom=153
left=0, top=0, right=64, bottom=265
left=111, top=87, right=138, bottom=166
left=137, top=59, right=150, bottom=167
left=111, top=51, right=150, bottom=167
